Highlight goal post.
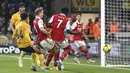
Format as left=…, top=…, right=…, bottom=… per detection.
left=101, top=0, right=130, bottom=67
left=101, top=0, right=105, bottom=67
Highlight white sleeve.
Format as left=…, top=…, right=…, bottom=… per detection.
left=71, top=22, right=77, bottom=30
left=49, top=16, right=54, bottom=23
left=38, top=19, right=44, bottom=28
left=66, top=20, right=71, bottom=30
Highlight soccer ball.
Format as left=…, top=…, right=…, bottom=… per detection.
left=103, top=44, right=111, bottom=53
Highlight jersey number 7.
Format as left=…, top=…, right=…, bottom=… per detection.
left=57, top=19, right=63, bottom=28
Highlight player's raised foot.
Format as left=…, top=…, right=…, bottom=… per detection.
left=53, top=66, right=59, bottom=71
left=44, top=66, right=52, bottom=70
left=40, top=68, right=48, bottom=72
left=18, top=57, right=23, bottom=67
left=73, top=57, right=80, bottom=64
left=87, top=59, right=95, bottom=63
left=57, top=60, right=63, bottom=70
left=31, top=65, right=37, bottom=71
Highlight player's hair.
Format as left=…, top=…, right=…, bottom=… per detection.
left=76, top=13, right=82, bottom=16
left=61, top=7, right=69, bottom=15
left=19, top=2, right=25, bottom=8
left=35, top=7, right=43, bottom=16
left=20, top=12, right=28, bottom=21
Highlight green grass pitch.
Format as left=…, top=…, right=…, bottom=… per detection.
left=0, top=54, right=130, bottom=73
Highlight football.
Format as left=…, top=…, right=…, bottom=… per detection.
left=103, top=44, right=111, bottom=53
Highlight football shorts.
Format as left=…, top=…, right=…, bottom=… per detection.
left=39, top=38, right=55, bottom=51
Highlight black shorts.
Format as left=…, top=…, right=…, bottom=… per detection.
left=19, top=46, right=35, bottom=53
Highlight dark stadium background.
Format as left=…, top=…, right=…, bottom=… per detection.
left=0, top=0, right=100, bottom=57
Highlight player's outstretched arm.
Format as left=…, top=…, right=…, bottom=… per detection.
left=31, top=44, right=44, bottom=54
left=82, top=29, right=89, bottom=41
left=39, top=27, right=50, bottom=36
left=9, top=22, right=15, bottom=32
left=66, top=29, right=82, bottom=35
left=32, top=45, right=43, bottom=54
left=10, top=14, right=16, bottom=32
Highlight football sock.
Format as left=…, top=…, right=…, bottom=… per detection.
left=80, top=49, right=90, bottom=60
left=70, top=46, right=76, bottom=54
left=54, top=51, right=59, bottom=67
left=31, top=53, right=39, bottom=65
left=39, top=54, right=45, bottom=68
left=45, top=51, right=54, bottom=66
left=60, top=49, right=69, bottom=61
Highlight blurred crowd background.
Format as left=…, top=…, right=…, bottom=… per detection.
left=0, top=0, right=101, bottom=56
left=0, top=0, right=42, bottom=34
left=0, top=0, right=101, bottom=41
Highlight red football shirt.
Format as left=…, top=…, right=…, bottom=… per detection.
left=49, top=13, right=70, bottom=42
left=33, top=17, right=48, bottom=43
left=71, top=21, right=83, bottom=41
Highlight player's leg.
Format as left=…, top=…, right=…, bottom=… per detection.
left=53, top=49, right=59, bottom=70
left=32, top=53, right=40, bottom=66
left=38, top=38, right=55, bottom=71
left=19, top=47, right=38, bottom=71
left=18, top=51, right=26, bottom=67
left=25, top=46, right=47, bottom=72
left=69, top=45, right=76, bottom=54
left=22, top=47, right=39, bottom=71
left=31, top=53, right=40, bottom=71
left=78, top=41, right=95, bottom=63
left=31, top=47, right=48, bottom=72
left=80, top=46, right=95, bottom=63
left=38, top=53, right=47, bottom=72
left=31, top=53, right=39, bottom=71
left=36, top=47, right=48, bottom=72
left=36, top=38, right=58, bottom=70
left=45, top=48, right=55, bottom=70
left=69, top=42, right=80, bottom=63
left=57, top=45, right=71, bottom=70
left=56, top=39, right=71, bottom=70
left=59, top=46, right=70, bottom=61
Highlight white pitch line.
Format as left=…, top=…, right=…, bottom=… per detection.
left=0, top=55, right=130, bottom=71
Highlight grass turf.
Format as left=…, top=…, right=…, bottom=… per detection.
left=0, top=54, right=130, bottom=73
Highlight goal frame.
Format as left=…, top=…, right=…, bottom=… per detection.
left=101, top=0, right=105, bottom=67
left=100, top=0, right=130, bottom=67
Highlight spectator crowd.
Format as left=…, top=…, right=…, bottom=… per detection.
left=0, top=0, right=41, bottom=34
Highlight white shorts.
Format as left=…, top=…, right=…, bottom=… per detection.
left=40, top=38, right=55, bottom=51
left=74, top=41, right=86, bottom=48
left=55, top=38, right=69, bottom=49
left=70, top=42, right=79, bottom=51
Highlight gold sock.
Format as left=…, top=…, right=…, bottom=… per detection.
left=39, top=54, right=44, bottom=68
left=31, top=53, right=39, bottom=65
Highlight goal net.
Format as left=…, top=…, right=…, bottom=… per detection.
left=101, top=0, right=130, bottom=67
